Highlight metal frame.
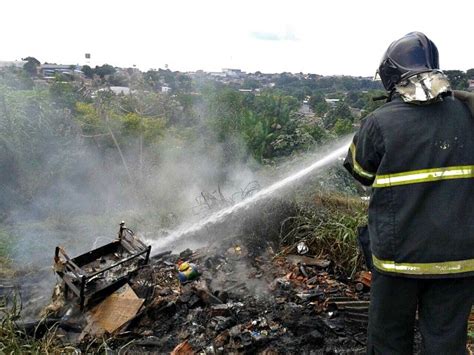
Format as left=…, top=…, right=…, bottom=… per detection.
left=54, top=222, right=151, bottom=309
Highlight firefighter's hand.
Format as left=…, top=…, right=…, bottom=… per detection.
left=453, top=90, right=474, bottom=117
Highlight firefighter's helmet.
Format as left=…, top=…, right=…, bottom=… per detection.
left=378, top=32, right=440, bottom=91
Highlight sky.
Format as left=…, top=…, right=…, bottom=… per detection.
left=1, top=0, right=473, bottom=76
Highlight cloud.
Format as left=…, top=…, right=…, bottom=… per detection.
left=250, top=29, right=298, bottom=42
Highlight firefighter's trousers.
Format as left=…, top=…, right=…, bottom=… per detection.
left=367, top=270, right=474, bottom=354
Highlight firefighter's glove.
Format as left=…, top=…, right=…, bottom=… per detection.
left=453, top=90, right=474, bottom=117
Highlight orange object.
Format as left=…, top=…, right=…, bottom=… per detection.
left=171, top=340, right=195, bottom=355
left=359, top=271, right=372, bottom=288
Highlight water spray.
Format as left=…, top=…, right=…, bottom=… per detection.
left=148, top=138, right=352, bottom=253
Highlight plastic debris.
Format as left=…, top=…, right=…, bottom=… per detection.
left=177, top=261, right=200, bottom=283
left=297, top=241, right=309, bottom=255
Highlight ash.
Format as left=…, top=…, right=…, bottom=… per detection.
left=79, top=236, right=370, bottom=353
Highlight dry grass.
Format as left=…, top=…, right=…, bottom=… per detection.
left=279, top=191, right=368, bottom=276
left=0, top=293, right=77, bottom=354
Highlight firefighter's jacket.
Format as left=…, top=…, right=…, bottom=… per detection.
left=344, top=95, right=474, bottom=277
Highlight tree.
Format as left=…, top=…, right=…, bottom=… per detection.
left=81, top=65, right=94, bottom=79
left=108, top=72, right=129, bottom=86
left=444, top=70, right=468, bottom=90
left=314, top=101, right=330, bottom=116
left=306, top=123, right=327, bottom=143
left=22, top=56, right=40, bottom=76
left=94, top=64, right=116, bottom=79
left=308, top=91, right=330, bottom=117
left=323, top=102, right=353, bottom=129
left=22, top=56, right=40, bottom=65
left=308, top=92, right=324, bottom=111
left=176, top=74, right=193, bottom=93
left=49, top=79, right=80, bottom=109
left=466, top=68, right=474, bottom=80
left=242, top=78, right=260, bottom=90
left=332, top=118, right=353, bottom=136
left=0, top=66, right=34, bottom=90
left=0, top=85, right=82, bottom=215
left=345, top=91, right=365, bottom=109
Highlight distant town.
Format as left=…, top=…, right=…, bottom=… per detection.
left=0, top=59, right=376, bottom=91
left=1, top=58, right=473, bottom=100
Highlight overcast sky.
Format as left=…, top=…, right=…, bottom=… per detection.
left=2, top=0, right=472, bottom=76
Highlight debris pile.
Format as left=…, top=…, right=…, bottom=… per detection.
left=42, top=233, right=371, bottom=353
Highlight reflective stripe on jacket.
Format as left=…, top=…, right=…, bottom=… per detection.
left=344, top=95, right=474, bottom=277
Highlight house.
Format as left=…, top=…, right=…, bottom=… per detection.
left=40, top=64, right=83, bottom=79
left=109, top=86, right=131, bottom=95
left=325, top=98, right=340, bottom=107
left=92, top=86, right=131, bottom=98
left=222, top=68, right=244, bottom=78
left=210, top=72, right=226, bottom=78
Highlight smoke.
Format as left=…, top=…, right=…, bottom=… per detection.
left=0, top=77, right=261, bottom=285
left=5, top=133, right=258, bottom=265
left=0, top=71, right=357, bottom=318
left=145, top=136, right=352, bottom=253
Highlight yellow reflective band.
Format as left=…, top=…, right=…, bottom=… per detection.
left=373, top=165, right=474, bottom=188
left=350, top=143, right=375, bottom=179
left=372, top=255, right=474, bottom=275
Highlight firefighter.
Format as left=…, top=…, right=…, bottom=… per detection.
left=344, top=32, right=474, bottom=354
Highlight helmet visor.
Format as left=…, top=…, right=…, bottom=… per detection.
left=373, top=70, right=381, bottom=81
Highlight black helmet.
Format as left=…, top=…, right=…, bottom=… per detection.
left=378, top=32, right=439, bottom=91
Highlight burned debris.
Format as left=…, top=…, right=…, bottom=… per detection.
left=24, top=220, right=374, bottom=353
left=53, top=222, right=151, bottom=309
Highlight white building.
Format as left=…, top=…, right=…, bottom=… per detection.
left=325, top=98, right=340, bottom=107
left=40, top=64, right=83, bottom=79
left=222, top=68, right=244, bottom=78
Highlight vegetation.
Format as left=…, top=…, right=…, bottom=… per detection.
left=1, top=61, right=470, bottom=254
left=80, top=64, right=116, bottom=80
left=0, top=67, right=378, bottom=220
left=0, top=228, right=14, bottom=279
left=445, top=70, right=469, bottom=90
left=1, top=62, right=470, bottom=219
left=0, top=295, right=72, bottom=354
left=1, top=61, right=472, bottom=350
left=280, top=192, right=368, bottom=276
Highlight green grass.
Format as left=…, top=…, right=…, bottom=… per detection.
left=0, top=227, right=12, bottom=256
left=0, top=227, right=15, bottom=279
left=0, top=293, right=77, bottom=354
left=279, top=192, right=368, bottom=276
